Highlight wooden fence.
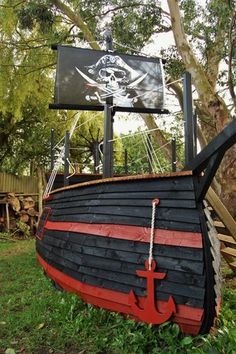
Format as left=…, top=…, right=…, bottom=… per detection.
left=0, top=172, right=38, bottom=195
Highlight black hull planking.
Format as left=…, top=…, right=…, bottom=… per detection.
left=36, top=172, right=221, bottom=335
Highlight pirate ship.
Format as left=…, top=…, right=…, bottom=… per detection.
left=36, top=40, right=236, bottom=335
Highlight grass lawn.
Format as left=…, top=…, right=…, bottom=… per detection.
left=0, top=239, right=235, bottom=354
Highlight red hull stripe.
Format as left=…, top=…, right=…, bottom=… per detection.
left=37, top=253, right=204, bottom=335
left=45, top=221, right=202, bottom=248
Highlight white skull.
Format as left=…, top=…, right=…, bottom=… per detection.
left=98, top=67, right=127, bottom=90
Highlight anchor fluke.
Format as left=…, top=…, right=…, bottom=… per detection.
left=129, top=259, right=176, bottom=324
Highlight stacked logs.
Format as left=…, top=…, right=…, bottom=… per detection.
left=4, top=193, right=39, bottom=235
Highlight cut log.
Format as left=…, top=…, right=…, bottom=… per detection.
left=22, top=196, right=35, bottom=210
left=20, top=213, right=30, bottom=223
left=27, top=207, right=36, bottom=217
left=6, top=193, right=21, bottom=212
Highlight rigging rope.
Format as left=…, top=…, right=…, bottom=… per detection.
left=148, top=199, right=159, bottom=270
left=43, top=113, right=83, bottom=197
left=147, top=134, right=164, bottom=173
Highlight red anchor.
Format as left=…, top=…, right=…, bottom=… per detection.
left=129, top=259, right=176, bottom=324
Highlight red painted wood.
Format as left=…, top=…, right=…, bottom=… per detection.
left=37, top=253, right=204, bottom=334
left=129, top=259, right=176, bottom=324
left=45, top=221, right=203, bottom=248
left=178, top=324, right=201, bottom=336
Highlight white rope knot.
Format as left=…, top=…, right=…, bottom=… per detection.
left=148, top=198, right=160, bottom=270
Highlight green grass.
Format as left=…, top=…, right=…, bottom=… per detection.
left=0, top=239, right=235, bottom=354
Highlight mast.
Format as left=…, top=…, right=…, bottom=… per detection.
left=183, top=72, right=197, bottom=166
left=103, top=29, right=114, bottom=178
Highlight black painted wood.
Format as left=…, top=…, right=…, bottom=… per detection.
left=36, top=220, right=206, bottom=311
left=43, top=231, right=203, bottom=262
left=51, top=205, right=200, bottom=223
left=185, top=119, right=236, bottom=201
left=195, top=150, right=224, bottom=202
left=48, top=190, right=196, bottom=204
left=48, top=198, right=197, bottom=209
left=186, top=119, right=236, bottom=174
left=45, top=174, right=201, bottom=232
left=51, top=175, right=195, bottom=200
left=48, top=213, right=201, bottom=232
left=36, top=208, right=50, bottom=238
left=36, top=245, right=204, bottom=308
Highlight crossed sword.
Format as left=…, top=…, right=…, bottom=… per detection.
left=75, top=66, right=147, bottom=103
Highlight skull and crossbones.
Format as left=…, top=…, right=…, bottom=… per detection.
left=75, top=54, right=147, bottom=106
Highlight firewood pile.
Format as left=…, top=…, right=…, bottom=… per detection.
left=3, top=193, right=39, bottom=236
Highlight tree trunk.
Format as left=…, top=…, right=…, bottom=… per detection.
left=167, top=0, right=236, bottom=217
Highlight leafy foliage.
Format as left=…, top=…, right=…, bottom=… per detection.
left=18, top=2, right=54, bottom=33
left=111, top=0, right=162, bottom=52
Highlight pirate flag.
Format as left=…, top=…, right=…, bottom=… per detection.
left=51, top=45, right=166, bottom=114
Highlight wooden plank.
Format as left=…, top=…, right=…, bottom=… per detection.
left=49, top=198, right=197, bottom=210
left=218, top=234, right=236, bottom=246
left=186, top=119, right=236, bottom=174
left=48, top=190, right=196, bottom=204
left=5, top=202, right=10, bottom=232
left=52, top=205, right=200, bottom=224
left=221, top=247, right=236, bottom=257
left=50, top=171, right=194, bottom=194
left=43, top=232, right=203, bottom=261
left=213, top=220, right=225, bottom=228
left=49, top=213, right=201, bottom=232
left=36, top=244, right=205, bottom=307
left=206, top=187, right=236, bottom=241
left=0, top=172, right=38, bottom=194
left=229, top=261, right=236, bottom=271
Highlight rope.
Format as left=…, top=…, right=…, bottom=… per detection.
left=44, top=114, right=82, bottom=197
left=109, top=127, right=162, bottom=143
left=148, top=199, right=159, bottom=270
left=113, top=41, right=160, bottom=58
left=69, top=114, right=80, bottom=138
left=66, top=158, right=76, bottom=179
left=141, top=133, right=157, bottom=173
left=74, top=113, right=100, bottom=133
left=147, top=134, right=164, bottom=173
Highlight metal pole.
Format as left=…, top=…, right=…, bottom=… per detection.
left=193, top=109, right=197, bottom=157
left=64, top=130, right=70, bottom=186
left=50, top=128, right=55, bottom=171
left=94, top=141, right=100, bottom=174
left=103, top=29, right=114, bottom=178
left=183, top=72, right=194, bottom=166
left=172, top=137, right=177, bottom=172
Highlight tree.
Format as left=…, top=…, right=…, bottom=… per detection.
left=0, top=0, right=235, bottom=215
left=167, top=0, right=236, bottom=215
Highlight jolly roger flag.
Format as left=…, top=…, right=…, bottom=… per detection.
left=51, top=45, right=167, bottom=114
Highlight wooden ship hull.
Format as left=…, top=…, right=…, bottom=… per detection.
left=36, top=120, right=236, bottom=335
left=36, top=171, right=220, bottom=335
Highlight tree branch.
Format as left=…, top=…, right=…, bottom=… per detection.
left=167, top=0, right=231, bottom=132
left=49, top=0, right=101, bottom=50
left=228, top=13, right=236, bottom=107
